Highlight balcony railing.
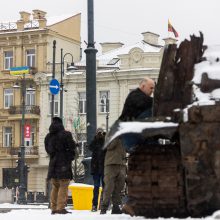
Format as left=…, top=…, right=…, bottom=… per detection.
left=11, top=146, right=39, bottom=156
left=0, top=146, right=39, bottom=156
left=9, top=105, right=40, bottom=115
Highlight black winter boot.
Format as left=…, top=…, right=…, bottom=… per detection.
left=111, top=205, right=122, bottom=214
left=100, top=208, right=107, bottom=214
left=91, top=205, right=97, bottom=212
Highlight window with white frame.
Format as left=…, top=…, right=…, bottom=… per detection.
left=49, top=94, right=59, bottom=115
left=4, top=127, right=12, bottom=147
left=26, top=49, right=35, bottom=67
left=77, top=133, right=87, bottom=156
left=4, top=88, right=13, bottom=109
left=99, top=91, right=110, bottom=113
left=26, top=90, right=35, bottom=106
left=79, top=92, right=86, bottom=114
left=4, top=51, right=13, bottom=70
left=78, top=141, right=87, bottom=156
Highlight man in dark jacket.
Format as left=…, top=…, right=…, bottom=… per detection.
left=101, top=77, right=155, bottom=215
left=89, top=128, right=106, bottom=212
left=119, top=77, right=154, bottom=215
left=119, top=77, right=155, bottom=121
left=45, top=117, right=76, bottom=215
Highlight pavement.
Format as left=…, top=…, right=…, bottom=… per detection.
left=0, top=203, right=49, bottom=213
left=0, top=203, right=74, bottom=213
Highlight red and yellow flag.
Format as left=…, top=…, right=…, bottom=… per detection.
left=168, top=19, right=179, bottom=38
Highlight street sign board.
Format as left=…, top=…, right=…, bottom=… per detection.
left=24, top=124, right=31, bottom=141
left=10, top=66, right=29, bottom=75
left=49, top=79, right=60, bottom=95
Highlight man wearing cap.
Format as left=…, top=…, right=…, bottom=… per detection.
left=89, top=128, right=106, bottom=211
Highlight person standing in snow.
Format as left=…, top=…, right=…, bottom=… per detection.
left=120, top=77, right=155, bottom=215
left=88, top=128, right=106, bottom=212
left=100, top=137, right=126, bottom=215
left=45, top=117, right=76, bottom=215
left=100, top=77, right=155, bottom=215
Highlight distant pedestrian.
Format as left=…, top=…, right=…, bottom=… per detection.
left=45, top=117, right=76, bottom=215
left=89, top=128, right=106, bottom=212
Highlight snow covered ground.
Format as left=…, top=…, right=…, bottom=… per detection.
left=0, top=203, right=220, bottom=220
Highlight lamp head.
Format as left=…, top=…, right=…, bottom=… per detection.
left=67, top=62, right=78, bottom=71
left=26, top=85, right=36, bottom=92
left=13, top=82, right=20, bottom=88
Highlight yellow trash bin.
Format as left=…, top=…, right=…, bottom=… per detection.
left=68, top=183, right=102, bottom=210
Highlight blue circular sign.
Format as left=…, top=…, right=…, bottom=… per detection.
left=49, top=79, right=60, bottom=95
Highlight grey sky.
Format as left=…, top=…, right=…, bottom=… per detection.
left=1, top=0, right=220, bottom=49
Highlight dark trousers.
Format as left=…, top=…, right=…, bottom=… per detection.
left=92, top=174, right=104, bottom=207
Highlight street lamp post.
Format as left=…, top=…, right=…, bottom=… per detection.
left=85, top=0, right=97, bottom=147
left=16, top=73, right=27, bottom=204
left=106, top=111, right=109, bottom=133
left=60, top=49, right=76, bottom=120
left=11, top=65, right=36, bottom=204
left=51, top=40, right=56, bottom=122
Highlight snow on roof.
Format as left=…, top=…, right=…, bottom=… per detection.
left=0, top=13, right=77, bottom=32
left=77, top=40, right=162, bottom=67
left=97, top=41, right=162, bottom=67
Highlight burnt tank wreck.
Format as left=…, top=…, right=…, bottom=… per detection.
left=106, top=33, right=220, bottom=218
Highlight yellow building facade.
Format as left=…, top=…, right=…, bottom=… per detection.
left=0, top=9, right=81, bottom=196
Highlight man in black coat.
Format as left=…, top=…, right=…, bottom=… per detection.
left=119, top=77, right=155, bottom=121
left=88, top=128, right=106, bottom=212
left=45, top=117, right=76, bottom=215
left=119, top=77, right=155, bottom=215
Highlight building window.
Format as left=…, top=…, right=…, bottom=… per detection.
left=4, top=51, right=13, bottom=70
left=99, top=91, right=110, bottom=113
left=4, top=88, right=13, bottom=109
left=4, top=127, right=12, bottom=147
left=79, top=92, right=86, bottom=114
left=26, top=49, right=35, bottom=67
left=49, top=94, right=59, bottom=115
left=26, top=90, right=35, bottom=106
left=77, top=133, right=87, bottom=156
left=78, top=141, right=87, bottom=157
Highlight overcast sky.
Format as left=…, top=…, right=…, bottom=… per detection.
left=1, top=0, right=220, bottom=49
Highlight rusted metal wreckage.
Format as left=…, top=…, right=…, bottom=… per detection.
left=106, top=33, right=220, bottom=218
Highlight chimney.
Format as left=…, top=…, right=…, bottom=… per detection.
left=100, top=42, right=124, bottom=54
left=163, top=37, right=178, bottom=45
left=19, top=11, right=31, bottom=23
left=32, top=10, right=47, bottom=28
left=16, top=11, right=30, bottom=30
left=37, top=18, right=47, bottom=28
left=142, top=31, right=159, bottom=45
left=32, top=9, right=47, bottom=19
left=16, top=20, right=25, bottom=31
